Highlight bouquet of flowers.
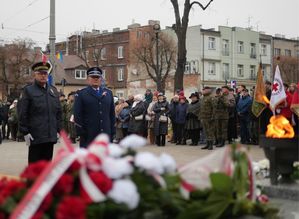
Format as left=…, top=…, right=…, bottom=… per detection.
left=0, top=133, right=278, bottom=219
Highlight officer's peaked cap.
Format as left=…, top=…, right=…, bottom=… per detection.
left=87, top=67, right=103, bottom=77
left=32, top=62, right=51, bottom=73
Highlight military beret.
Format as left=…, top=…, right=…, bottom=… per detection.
left=31, top=62, right=51, bottom=73
left=221, top=85, right=230, bottom=90
left=87, top=67, right=103, bottom=77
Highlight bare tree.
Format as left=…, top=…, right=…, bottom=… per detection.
left=80, top=33, right=105, bottom=67
left=132, top=32, right=176, bottom=93
left=0, top=39, right=37, bottom=99
left=170, top=0, right=213, bottom=92
left=274, top=56, right=299, bottom=84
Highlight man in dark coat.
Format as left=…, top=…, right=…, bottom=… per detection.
left=169, top=95, right=179, bottom=143
left=18, top=62, right=62, bottom=163
left=175, top=96, right=188, bottom=145
left=74, top=67, right=116, bottom=148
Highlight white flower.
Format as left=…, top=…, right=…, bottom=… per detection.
left=108, top=143, right=125, bottom=158
left=108, top=179, right=140, bottom=209
left=258, top=159, right=270, bottom=170
left=252, top=162, right=260, bottom=173
left=102, top=157, right=133, bottom=179
left=135, top=152, right=164, bottom=174
left=160, top=153, right=177, bottom=174
left=88, top=134, right=110, bottom=159
left=120, top=134, right=147, bottom=149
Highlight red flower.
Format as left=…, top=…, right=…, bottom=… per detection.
left=20, top=160, right=49, bottom=181
left=0, top=178, right=26, bottom=205
left=40, top=193, right=53, bottom=211
left=31, top=210, right=44, bottom=219
left=56, top=196, right=86, bottom=219
left=53, top=174, right=74, bottom=195
left=80, top=171, right=112, bottom=203
left=68, top=160, right=81, bottom=173
left=257, top=194, right=269, bottom=204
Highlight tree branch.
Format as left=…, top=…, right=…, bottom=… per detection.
left=190, top=0, right=213, bottom=10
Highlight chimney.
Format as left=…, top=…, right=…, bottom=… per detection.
left=113, top=27, right=120, bottom=32
left=127, top=23, right=141, bottom=29
left=148, top=20, right=160, bottom=26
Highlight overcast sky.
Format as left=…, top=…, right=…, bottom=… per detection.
left=0, top=0, right=298, bottom=48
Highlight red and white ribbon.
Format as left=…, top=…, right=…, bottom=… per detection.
left=11, top=132, right=109, bottom=219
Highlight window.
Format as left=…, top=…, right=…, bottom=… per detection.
left=208, top=37, right=216, bottom=50
left=100, top=47, right=106, bottom=60
left=237, top=41, right=244, bottom=54
left=250, top=65, right=256, bottom=79
left=285, top=49, right=291, bottom=56
left=116, top=91, right=124, bottom=98
left=185, top=62, right=190, bottom=73
left=75, top=69, right=87, bottom=79
left=262, top=65, right=267, bottom=76
left=117, top=67, right=124, bottom=81
left=250, top=43, right=256, bottom=58
left=223, top=63, right=229, bottom=79
left=102, top=69, right=106, bottom=79
left=137, top=31, right=142, bottom=38
left=222, top=39, right=229, bottom=56
left=208, top=62, right=216, bottom=75
left=118, top=46, right=124, bottom=59
left=261, top=44, right=267, bottom=56
left=274, top=48, right=281, bottom=56
left=237, top=65, right=244, bottom=77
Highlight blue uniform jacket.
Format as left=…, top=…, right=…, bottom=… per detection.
left=74, top=86, right=115, bottom=147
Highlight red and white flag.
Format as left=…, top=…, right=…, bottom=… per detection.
left=270, top=65, right=286, bottom=111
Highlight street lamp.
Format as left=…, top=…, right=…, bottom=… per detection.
left=153, top=23, right=161, bottom=78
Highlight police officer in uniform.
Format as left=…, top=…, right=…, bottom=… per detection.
left=200, top=86, right=214, bottom=150
left=18, top=62, right=62, bottom=163
left=74, top=67, right=115, bottom=148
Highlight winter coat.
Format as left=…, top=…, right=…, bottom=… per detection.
left=175, top=103, right=188, bottom=124
left=185, top=100, right=201, bottom=130
left=128, top=101, right=146, bottom=135
left=237, top=95, right=252, bottom=115
left=119, top=107, right=131, bottom=129
left=18, top=80, right=62, bottom=145
left=147, top=101, right=157, bottom=129
left=153, top=100, right=169, bottom=136
left=74, top=86, right=116, bottom=147
left=169, top=101, right=179, bottom=121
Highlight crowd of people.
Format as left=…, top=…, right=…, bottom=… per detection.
left=113, top=82, right=298, bottom=150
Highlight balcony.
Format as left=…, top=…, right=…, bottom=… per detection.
left=250, top=53, right=257, bottom=59
left=222, top=50, right=229, bottom=56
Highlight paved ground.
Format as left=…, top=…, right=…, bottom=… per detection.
left=0, top=139, right=265, bottom=176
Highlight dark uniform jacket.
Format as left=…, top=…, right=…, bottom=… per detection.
left=18, top=80, right=62, bottom=145
left=74, top=86, right=115, bottom=147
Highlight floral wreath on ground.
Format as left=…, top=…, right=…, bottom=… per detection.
left=0, top=132, right=278, bottom=219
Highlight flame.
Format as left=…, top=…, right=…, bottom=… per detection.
left=266, top=115, right=295, bottom=138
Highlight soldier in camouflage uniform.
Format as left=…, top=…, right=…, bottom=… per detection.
left=59, top=94, right=68, bottom=132
left=66, top=92, right=76, bottom=143
left=200, top=86, right=214, bottom=150
left=213, top=86, right=232, bottom=147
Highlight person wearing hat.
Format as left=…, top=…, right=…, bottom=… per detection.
left=174, top=95, right=188, bottom=145
left=185, top=92, right=201, bottom=146
left=200, top=86, right=215, bottom=150
left=153, top=93, right=169, bottom=146
left=74, top=67, right=115, bottom=147
left=18, top=61, right=62, bottom=163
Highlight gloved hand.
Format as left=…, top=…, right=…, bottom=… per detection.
left=24, top=133, right=34, bottom=146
